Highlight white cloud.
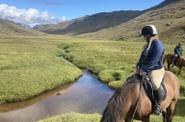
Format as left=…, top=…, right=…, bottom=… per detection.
left=0, top=4, right=66, bottom=26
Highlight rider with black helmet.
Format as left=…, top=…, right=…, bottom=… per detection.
left=137, top=25, right=165, bottom=115
left=172, top=43, right=183, bottom=65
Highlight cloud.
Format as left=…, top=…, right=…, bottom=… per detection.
left=0, top=4, right=66, bottom=26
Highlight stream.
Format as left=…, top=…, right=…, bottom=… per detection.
left=0, top=70, right=114, bottom=122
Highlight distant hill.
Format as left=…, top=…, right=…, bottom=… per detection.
left=0, top=19, right=44, bottom=36
left=33, top=0, right=185, bottom=42
left=33, top=10, right=142, bottom=35
left=78, top=0, right=185, bottom=41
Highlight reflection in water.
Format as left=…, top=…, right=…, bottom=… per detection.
left=0, top=70, right=114, bottom=122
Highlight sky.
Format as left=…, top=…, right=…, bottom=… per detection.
left=0, top=0, right=164, bottom=26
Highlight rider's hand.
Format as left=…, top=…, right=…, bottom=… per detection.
left=137, top=68, right=147, bottom=76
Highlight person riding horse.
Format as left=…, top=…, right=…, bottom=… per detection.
left=172, top=43, right=183, bottom=66
left=136, top=25, right=165, bottom=115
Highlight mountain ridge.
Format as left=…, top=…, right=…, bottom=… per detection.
left=33, top=10, right=142, bottom=35
left=78, top=0, right=185, bottom=41
left=0, top=18, right=44, bottom=36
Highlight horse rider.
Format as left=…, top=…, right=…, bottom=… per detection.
left=136, top=25, right=165, bottom=115
left=172, top=43, right=183, bottom=65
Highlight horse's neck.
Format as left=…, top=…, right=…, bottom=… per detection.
left=101, top=74, right=149, bottom=122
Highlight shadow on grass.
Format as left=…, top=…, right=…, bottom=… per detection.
left=176, top=98, right=185, bottom=116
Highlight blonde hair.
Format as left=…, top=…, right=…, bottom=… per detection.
left=146, top=35, right=159, bottom=51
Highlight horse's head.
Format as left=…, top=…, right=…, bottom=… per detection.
left=179, top=56, right=185, bottom=66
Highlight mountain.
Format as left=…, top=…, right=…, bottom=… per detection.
left=78, top=0, right=185, bottom=41
left=0, top=19, right=44, bottom=36
left=33, top=10, right=142, bottom=35
left=33, top=0, right=185, bottom=41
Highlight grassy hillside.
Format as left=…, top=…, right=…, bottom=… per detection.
left=0, top=19, right=44, bottom=36
left=0, top=36, right=82, bottom=104
left=34, top=10, right=141, bottom=35
left=79, top=0, right=185, bottom=41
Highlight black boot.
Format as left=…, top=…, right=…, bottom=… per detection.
left=153, top=103, right=161, bottom=115
left=153, top=86, right=165, bottom=115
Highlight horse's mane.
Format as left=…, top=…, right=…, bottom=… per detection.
left=124, top=73, right=140, bottom=84
left=100, top=74, right=139, bottom=122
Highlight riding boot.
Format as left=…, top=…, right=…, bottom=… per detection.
left=153, top=86, right=164, bottom=115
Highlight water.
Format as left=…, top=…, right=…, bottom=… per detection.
left=0, top=70, right=114, bottom=122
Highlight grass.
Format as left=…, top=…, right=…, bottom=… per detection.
left=38, top=112, right=101, bottom=122
left=0, top=36, right=82, bottom=104
left=57, top=39, right=185, bottom=89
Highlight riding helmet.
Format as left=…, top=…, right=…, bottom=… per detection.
left=141, top=25, right=158, bottom=36
left=178, top=42, right=182, bottom=46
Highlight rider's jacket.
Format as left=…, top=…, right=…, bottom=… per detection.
left=138, top=39, right=165, bottom=73
left=174, top=46, right=182, bottom=57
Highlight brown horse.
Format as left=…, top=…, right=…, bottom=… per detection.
left=163, top=54, right=185, bottom=74
left=101, top=71, right=180, bottom=122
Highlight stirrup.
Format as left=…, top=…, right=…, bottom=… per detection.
left=153, top=105, right=162, bottom=115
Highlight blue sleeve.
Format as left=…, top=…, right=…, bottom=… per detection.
left=180, top=47, right=183, bottom=55
left=143, top=41, right=164, bottom=72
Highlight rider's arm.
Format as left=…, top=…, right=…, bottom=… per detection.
left=176, top=47, right=182, bottom=56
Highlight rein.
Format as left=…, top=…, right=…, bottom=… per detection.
left=131, top=80, right=142, bottom=122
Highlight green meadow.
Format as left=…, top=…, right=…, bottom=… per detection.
left=0, top=36, right=184, bottom=121
left=0, top=36, right=82, bottom=104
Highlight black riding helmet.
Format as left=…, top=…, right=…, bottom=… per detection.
left=178, top=43, right=182, bottom=47
left=141, top=25, right=158, bottom=37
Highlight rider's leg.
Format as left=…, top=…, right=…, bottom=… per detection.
left=171, top=55, right=177, bottom=67
left=153, top=86, right=165, bottom=115
left=148, top=67, right=165, bottom=115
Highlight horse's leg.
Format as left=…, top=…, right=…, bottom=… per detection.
left=142, top=116, right=150, bottom=122
left=125, top=118, right=131, bottom=122
left=178, top=67, right=182, bottom=75
left=162, top=111, right=167, bottom=122
left=165, top=100, right=177, bottom=122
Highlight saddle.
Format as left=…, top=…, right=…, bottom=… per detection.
left=136, top=74, right=167, bottom=106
